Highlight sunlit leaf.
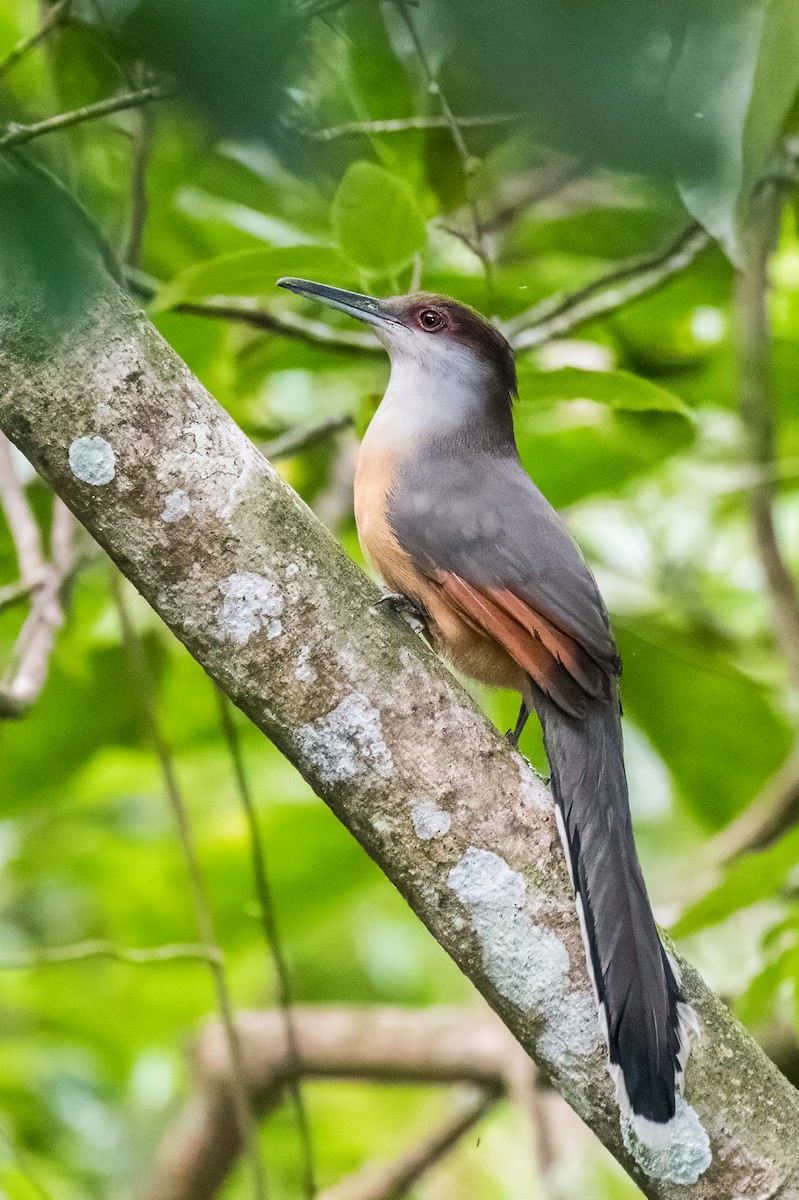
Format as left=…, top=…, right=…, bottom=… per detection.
left=673, top=827, right=799, bottom=936
left=515, top=399, right=694, bottom=508
left=332, top=161, right=427, bottom=275
left=154, top=245, right=353, bottom=309
left=518, top=366, right=694, bottom=416
left=617, top=619, right=793, bottom=830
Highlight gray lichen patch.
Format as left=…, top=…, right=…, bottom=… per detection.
left=537, top=987, right=601, bottom=1069
left=296, top=692, right=393, bottom=784
left=294, top=645, right=317, bottom=684
left=621, top=1099, right=711, bottom=1185
left=68, top=435, right=116, bottom=485
left=162, top=488, right=191, bottom=523
left=217, top=572, right=284, bottom=645
left=448, top=848, right=569, bottom=1010
left=517, top=757, right=552, bottom=811
left=411, top=799, right=451, bottom=840
left=448, top=848, right=600, bottom=1073
left=157, top=414, right=262, bottom=522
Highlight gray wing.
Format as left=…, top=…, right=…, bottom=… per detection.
left=388, top=448, right=620, bottom=673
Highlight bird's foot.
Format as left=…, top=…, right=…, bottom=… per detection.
left=374, top=590, right=428, bottom=636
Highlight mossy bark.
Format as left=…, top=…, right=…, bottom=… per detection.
left=2, top=282, right=799, bottom=1198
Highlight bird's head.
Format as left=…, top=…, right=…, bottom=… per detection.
left=277, top=278, right=517, bottom=408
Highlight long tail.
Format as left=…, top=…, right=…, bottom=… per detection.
left=532, top=683, right=695, bottom=1146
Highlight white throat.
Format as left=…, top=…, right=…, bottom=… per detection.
left=364, top=330, right=496, bottom=455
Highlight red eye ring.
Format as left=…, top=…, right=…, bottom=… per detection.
left=418, top=308, right=445, bottom=331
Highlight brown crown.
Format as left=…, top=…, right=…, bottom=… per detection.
left=382, top=292, right=518, bottom=399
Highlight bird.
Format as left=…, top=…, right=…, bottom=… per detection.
left=277, top=277, right=697, bottom=1145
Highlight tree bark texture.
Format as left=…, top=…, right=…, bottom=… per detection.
left=2, top=282, right=799, bottom=1198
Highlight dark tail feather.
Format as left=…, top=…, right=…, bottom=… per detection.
left=532, top=683, right=696, bottom=1145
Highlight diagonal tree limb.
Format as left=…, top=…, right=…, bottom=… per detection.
left=2, top=281, right=799, bottom=1198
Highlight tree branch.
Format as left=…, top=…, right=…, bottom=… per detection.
left=123, top=270, right=380, bottom=354
left=708, top=745, right=799, bottom=864
left=506, top=222, right=712, bottom=351
left=173, top=299, right=381, bottom=352
left=0, top=0, right=72, bottom=82
left=143, top=225, right=710, bottom=360
left=0, top=432, right=46, bottom=583
left=3, top=281, right=799, bottom=1198
left=0, top=85, right=173, bottom=151
left=144, top=1006, right=527, bottom=1200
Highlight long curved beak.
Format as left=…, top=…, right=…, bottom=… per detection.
left=277, top=277, right=398, bottom=328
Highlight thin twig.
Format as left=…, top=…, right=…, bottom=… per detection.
left=175, top=301, right=380, bottom=352
left=309, top=112, right=519, bottom=141
left=0, top=0, right=72, bottom=82
left=390, top=0, right=493, bottom=286
left=0, top=442, right=73, bottom=718
left=480, top=157, right=585, bottom=234
left=506, top=222, right=711, bottom=350
left=0, top=939, right=222, bottom=969
left=0, top=434, right=45, bottom=584
left=262, top=415, right=354, bottom=461
left=708, top=744, right=799, bottom=864
left=735, top=181, right=799, bottom=691
left=0, top=579, right=37, bottom=614
left=124, top=270, right=380, bottom=353
left=317, top=1087, right=498, bottom=1200
left=216, top=690, right=317, bottom=1199
left=114, top=576, right=267, bottom=1200
left=124, top=93, right=155, bottom=270
left=0, top=85, right=173, bottom=151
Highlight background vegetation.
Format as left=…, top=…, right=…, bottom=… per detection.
left=1, top=1, right=799, bottom=1196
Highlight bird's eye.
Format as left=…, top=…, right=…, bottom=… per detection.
left=418, top=308, right=445, bottom=331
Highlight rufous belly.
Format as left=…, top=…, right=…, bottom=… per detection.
left=354, top=443, right=526, bottom=694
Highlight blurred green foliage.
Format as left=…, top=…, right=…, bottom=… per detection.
left=1, top=0, right=799, bottom=1197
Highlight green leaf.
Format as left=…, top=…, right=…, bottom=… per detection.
left=616, top=619, right=793, bottom=830
left=673, top=826, right=799, bottom=937
left=0, top=1166, right=50, bottom=1200
left=154, top=245, right=353, bottom=310
left=331, top=161, right=427, bottom=275
left=513, top=369, right=695, bottom=506
left=671, top=0, right=799, bottom=257
left=514, top=404, right=694, bottom=509
left=518, top=366, right=694, bottom=416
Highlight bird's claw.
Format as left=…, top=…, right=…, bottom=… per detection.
left=374, top=591, right=428, bottom=636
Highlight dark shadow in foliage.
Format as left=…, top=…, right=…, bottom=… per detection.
left=70, top=0, right=306, bottom=147
left=0, top=153, right=115, bottom=334
left=434, top=0, right=721, bottom=182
